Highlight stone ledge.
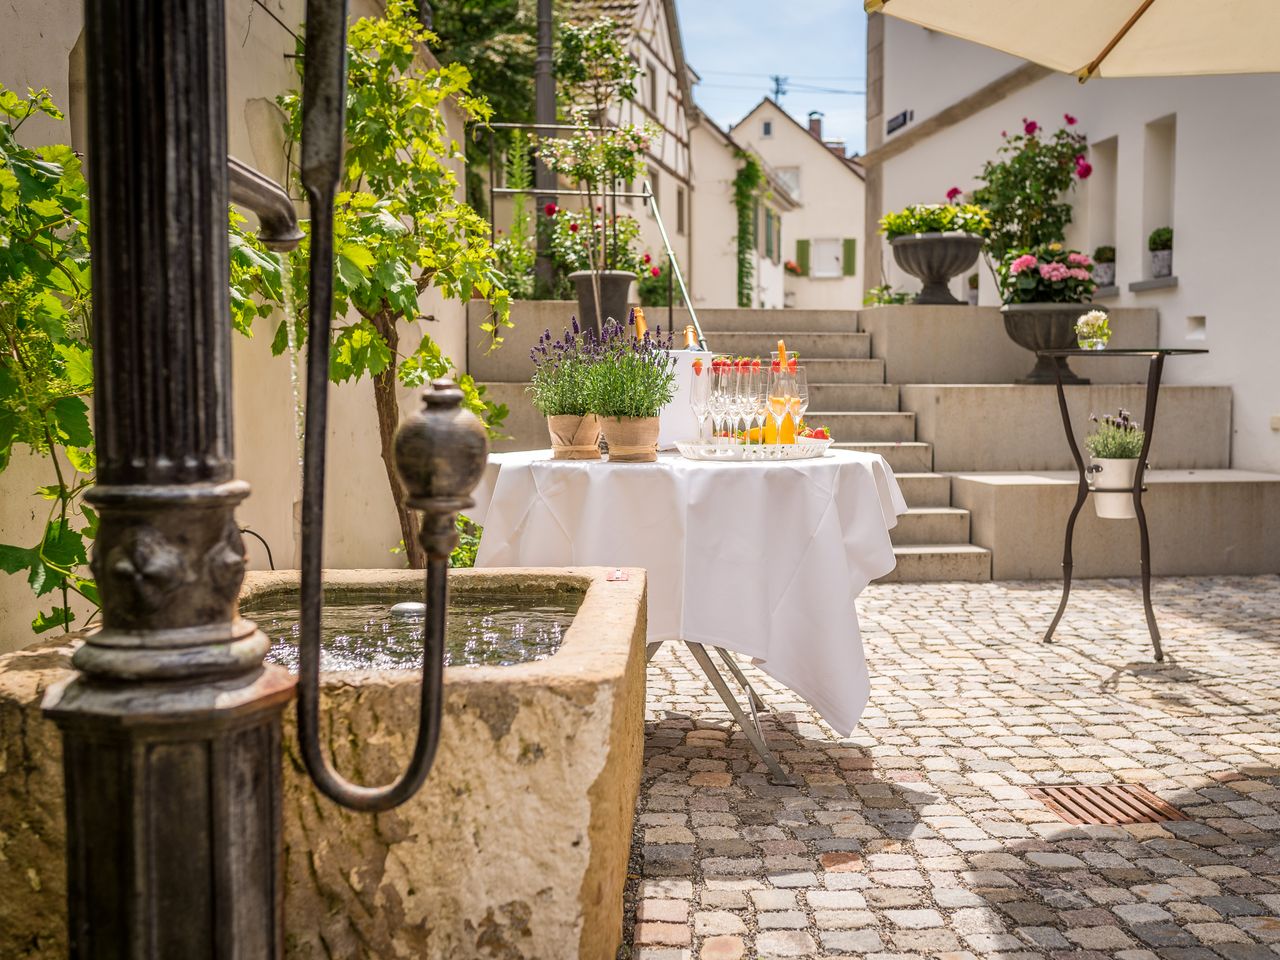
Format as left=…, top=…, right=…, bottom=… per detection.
left=1129, top=275, right=1179, bottom=292
left=952, top=469, right=1280, bottom=579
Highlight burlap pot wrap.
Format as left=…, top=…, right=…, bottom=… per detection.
left=547, top=414, right=602, bottom=460
left=600, top=416, right=660, bottom=463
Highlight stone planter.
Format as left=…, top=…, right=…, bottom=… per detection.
left=569, top=269, right=635, bottom=334
left=1151, top=249, right=1172, bottom=278
left=547, top=413, right=602, bottom=460
left=1091, top=457, right=1139, bottom=519
left=0, top=568, right=649, bottom=960
left=1001, top=303, right=1092, bottom=385
left=966, top=286, right=979, bottom=306
left=600, top=415, right=660, bottom=462
left=889, top=232, right=985, bottom=305
left=1093, top=261, right=1116, bottom=287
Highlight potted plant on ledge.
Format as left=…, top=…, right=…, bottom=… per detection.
left=1149, top=227, right=1173, bottom=278
left=1092, top=245, right=1116, bottom=287
left=547, top=206, right=647, bottom=331
left=998, top=242, right=1096, bottom=384
left=1085, top=409, right=1145, bottom=519
left=529, top=318, right=603, bottom=460
left=585, top=315, right=678, bottom=462
left=880, top=203, right=991, bottom=304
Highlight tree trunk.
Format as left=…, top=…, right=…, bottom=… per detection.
left=369, top=307, right=427, bottom=569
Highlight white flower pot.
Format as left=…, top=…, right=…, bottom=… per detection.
left=1090, top=457, right=1139, bottom=519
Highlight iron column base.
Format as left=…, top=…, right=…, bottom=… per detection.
left=44, top=666, right=295, bottom=959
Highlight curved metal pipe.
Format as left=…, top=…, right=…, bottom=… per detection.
left=228, top=155, right=304, bottom=251
left=293, top=0, right=453, bottom=813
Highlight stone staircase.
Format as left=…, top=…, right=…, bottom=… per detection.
left=469, top=301, right=992, bottom=582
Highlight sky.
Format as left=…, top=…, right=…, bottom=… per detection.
left=675, top=0, right=869, bottom=155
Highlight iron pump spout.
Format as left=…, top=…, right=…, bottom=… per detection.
left=227, top=156, right=303, bottom=251
left=294, top=0, right=489, bottom=811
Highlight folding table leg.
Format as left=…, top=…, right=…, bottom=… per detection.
left=713, top=646, right=772, bottom=716
left=684, top=641, right=794, bottom=785
left=646, top=640, right=664, bottom=663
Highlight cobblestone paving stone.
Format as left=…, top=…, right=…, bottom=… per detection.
left=619, top=576, right=1280, bottom=960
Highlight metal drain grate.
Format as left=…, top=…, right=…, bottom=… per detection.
left=1027, top=783, right=1189, bottom=825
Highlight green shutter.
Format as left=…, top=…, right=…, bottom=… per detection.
left=796, top=239, right=810, bottom=276
left=842, top=238, right=857, bottom=276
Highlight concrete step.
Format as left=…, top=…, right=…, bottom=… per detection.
left=889, top=507, right=971, bottom=546
left=879, top=544, right=993, bottom=583
left=894, top=472, right=951, bottom=507
left=951, top=469, right=1280, bottom=579
left=835, top=441, right=932, bottom=473
left=816, top=411, right=916, bottom=443
left=808, top=382, right=900, bottom=412
left=673, top=307, right=860, bottom=334
left=799, top=358, right=886, bottom=384
left=708, top=331, right=870, bottom=360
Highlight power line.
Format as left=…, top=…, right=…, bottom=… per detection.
left=701, top=69, right=866, bottom=82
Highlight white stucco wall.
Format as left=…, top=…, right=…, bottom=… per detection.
left=875, top=21, right=1280, bottom=474
left=688, top=122, right=740, bottom=309
left=0, top=0, right=477, bottom=650
left=734, top=100, right=865, bottom=310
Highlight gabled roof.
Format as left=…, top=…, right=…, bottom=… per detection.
left=735, top=97, right=866, bottom=181
left=695, top=111, right=800, bottom=210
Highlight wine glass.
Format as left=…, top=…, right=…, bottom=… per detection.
left=767, top=366, right=796, bottom=449
left=731, top=365, right=753, bottom=442
left=791, top=367, right=809, bottom=430
left=689, top=363, right=710, bottom=441
left=709, top=364, right=732, bottom=443
left=750, top=368, right=768, bottom=447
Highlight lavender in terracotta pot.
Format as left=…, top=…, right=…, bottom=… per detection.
left=529, top=318, right=604, bottom=459
left=584, top=312, right=678, bottom=462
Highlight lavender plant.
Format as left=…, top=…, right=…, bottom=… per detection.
left=528, top=317, right=600, bottom=417
left=1085, top=409, right=1145, bottom=459
left=583, top=312, right=677, bottom=419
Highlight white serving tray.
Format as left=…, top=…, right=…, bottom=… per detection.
left=675, top=438, right=834, bottom=462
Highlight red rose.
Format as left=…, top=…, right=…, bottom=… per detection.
left=651, top=267, right=661, bottom=277
left=1075, top=160, right=1093, bottom=179
left=1064, top=113, right=1078, bottom=126
left=643, top=253, right=651, bottom=264
left=569, top=222, right=579, bottom=232
left=544, top=202, right=557, bottom=216
left=1024, top=120, right=1039, bottom=135
left=946, top=186, right=961, bottom=202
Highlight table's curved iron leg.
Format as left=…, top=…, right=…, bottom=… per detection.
left=1046, top=365, right=1090, bottom=644
left=685, top=641, right=794, bottom=785
left=1134, top=355, right=1166, bottom=661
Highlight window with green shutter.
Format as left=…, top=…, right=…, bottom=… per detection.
left=842, top=238, right=857, bottom=276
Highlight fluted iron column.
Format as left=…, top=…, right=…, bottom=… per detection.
left=43, top=0, right=295, bottom=956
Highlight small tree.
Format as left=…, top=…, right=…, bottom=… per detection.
left=274, top=0, right=511, bottom=569
left=538, top=18, right=656, bottom=327
left=972, top=116, right=1090, bottom=263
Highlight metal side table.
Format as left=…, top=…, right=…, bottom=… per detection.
left=1037, top=348, right=1207, bottom=661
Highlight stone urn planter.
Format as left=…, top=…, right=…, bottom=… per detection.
left=1001, top=302, right=1092, bottom=384
left=547, top=414, right=602, bottom=460
left=569, top=269, right=634, bottom=334
left=889, top=232, right=985, bottom=305
left=600, top=415, right=660, bottom=462
left=1093, top=261, right=1116, bottom=286
left=1151, top=249, right=1172, bottom=278
left=1090, top=457, right=1139, bottom=519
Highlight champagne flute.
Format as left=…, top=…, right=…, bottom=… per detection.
left=791, top=367, right=809, bottom=430
left=689, top=362, right=710, bottom=441
left=709, top=363, right=731, bottom=443
left=767, top=366, right=796, bottom=449
left=750, top=368, right=768, bottom=446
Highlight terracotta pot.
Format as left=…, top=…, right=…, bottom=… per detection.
left=569, top=270, right=635, bottom=336
left=1000, top=303, right=1092, bottom=384
left=1090, top=457, right=1139, bottom=519
left=600, top=416, right=660, bottom=463
left=889, top=232, right=985, bottom=305
left=546, top=414, right=602, bottom=460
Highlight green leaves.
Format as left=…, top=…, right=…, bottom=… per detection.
left=329, top=319, right=393, bottom=382
left=51, top=396, right=91, bottom=447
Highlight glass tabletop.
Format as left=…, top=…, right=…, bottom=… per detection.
left=1036, top=348, right=1208, bottom=357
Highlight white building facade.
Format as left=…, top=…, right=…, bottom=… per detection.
left=734, top=98, right=866, bottom=310
left=863, top=16, right=1280, bottom=474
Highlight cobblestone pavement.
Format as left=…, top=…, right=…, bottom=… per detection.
left=622, top=576, right=1280, bottom=960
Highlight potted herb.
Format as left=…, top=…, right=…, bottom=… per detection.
left=529, top=318, right=603, bottom=459
left=1149, top=227, right=1173, bottom=278
left=879, top=203, right=990, bottom=304
left=584, top=313, right=678, bottom=462
left=1085, top=409, right=1145, bottom=519
left=1075, top=309, right=1111, bottom=350
left=1092, top=245, right=1116, bottom=287
left=998, top=243, right=1096, bottom=383
left=541, top=18, right=658, bottom=333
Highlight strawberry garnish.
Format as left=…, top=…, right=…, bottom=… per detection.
left=693, top=358, right=704, bottom=375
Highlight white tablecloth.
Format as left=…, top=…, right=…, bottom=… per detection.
left=470, top=449, right=907, bottom=735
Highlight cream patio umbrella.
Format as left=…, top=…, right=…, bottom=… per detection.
left=863, top=0, right=1280, bottom=81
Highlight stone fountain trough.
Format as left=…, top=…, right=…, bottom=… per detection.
left=0, top=566, right=647, bottom=959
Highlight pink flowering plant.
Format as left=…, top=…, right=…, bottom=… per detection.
left=998, top=242, right=1096, bottom=304
left=547, top=208, right=646, bottom=276
left=972, top=114, right=1090, bottom=263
